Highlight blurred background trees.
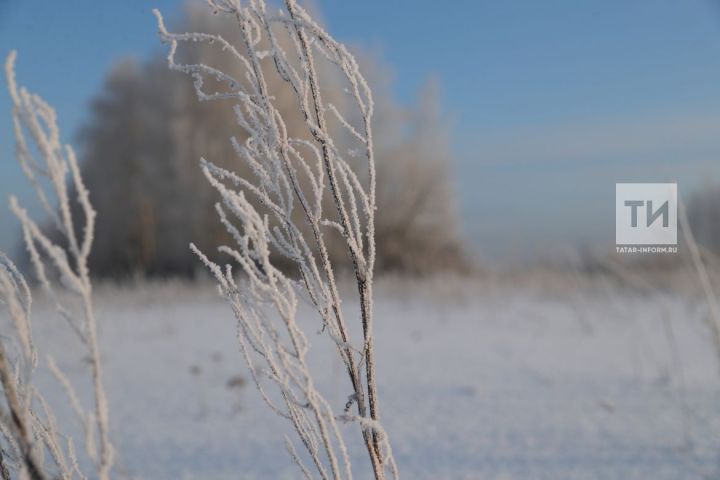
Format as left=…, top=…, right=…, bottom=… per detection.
left=688, top=184, right=720, bottom=256
left=65, top=4, right=465, bottom=278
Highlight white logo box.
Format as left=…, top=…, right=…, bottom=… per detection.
left=616, top=183, right=677, bottom=246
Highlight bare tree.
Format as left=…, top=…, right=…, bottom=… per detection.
left=373, top=81, right=465, bottom=273
left=155, top=1, right=398, bottom=478
left=1, top=52, right=114, bottom=480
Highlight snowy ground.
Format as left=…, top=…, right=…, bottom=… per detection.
left=19, top=278, right=720, bottom=479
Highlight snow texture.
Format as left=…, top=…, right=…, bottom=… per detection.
left=10, top=281, right=720, bottom=479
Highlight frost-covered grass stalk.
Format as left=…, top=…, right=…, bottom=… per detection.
left=0, top=253, right=47, bottom=480
left=1, top=52, right=114, bottom=480
left=155, top=1, right=397, bottom=478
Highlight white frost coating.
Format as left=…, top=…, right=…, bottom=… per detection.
left=155, top=1, right=395, bottom=478
left=2, top=51, right=114, bottom=480
left=0, top=254, right=53, bottom=480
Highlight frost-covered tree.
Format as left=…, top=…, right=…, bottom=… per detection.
left=155, top=0, right=399, bottom=477
left=70, top=1, right=462, bottom=278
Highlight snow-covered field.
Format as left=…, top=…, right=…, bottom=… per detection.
left=21, top=279, right=720, bottom=479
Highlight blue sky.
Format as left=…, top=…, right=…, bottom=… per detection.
left=2, top=0, right=720, bottom=262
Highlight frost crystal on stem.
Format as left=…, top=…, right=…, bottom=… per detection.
left=155, top=1, right=397, bottom=478
left=1, top=51, right=114, bottom=480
